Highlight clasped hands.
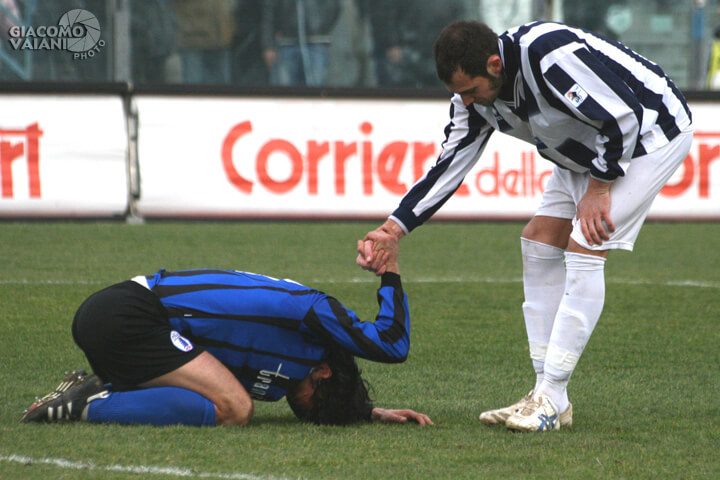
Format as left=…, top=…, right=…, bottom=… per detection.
left=356, top=220, right=405, bottom=275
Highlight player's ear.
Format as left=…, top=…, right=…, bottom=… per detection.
left=313, top=362, right=333, bottom=380
left=487, top=54, right=502, bottom=77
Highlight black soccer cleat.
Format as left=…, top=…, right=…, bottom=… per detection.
left=21, top=370, right=107, bottom=423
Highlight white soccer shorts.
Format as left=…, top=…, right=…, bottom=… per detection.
left=535, top=129, right=694, bottom=251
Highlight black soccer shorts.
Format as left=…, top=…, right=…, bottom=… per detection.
left=71, top=280, right=203, bottom=390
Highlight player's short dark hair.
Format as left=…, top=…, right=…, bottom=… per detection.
left=434, top=21, right=499, bottom=84
left=287, top=346, right=373, bottom=425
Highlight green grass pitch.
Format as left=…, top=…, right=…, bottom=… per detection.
left=0, top=221, right=718, bottom=479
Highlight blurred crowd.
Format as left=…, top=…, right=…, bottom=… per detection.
left=0, top=0, right=468, bottom=88
left=141, top=0, right=469, bottom=88
left=0, top=0, right=719, bottom=89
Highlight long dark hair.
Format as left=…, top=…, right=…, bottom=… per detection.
left=434, top=21, right=499, bottom=83
left=287, top=346, right=373, bottom=425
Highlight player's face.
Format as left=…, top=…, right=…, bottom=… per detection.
left=289, top=363, right=332, bottom=412
left=290, top=376, right=316, bottom=411
left=447, top=66, right=503, bottom=107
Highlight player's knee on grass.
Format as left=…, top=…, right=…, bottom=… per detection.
left=214, top=394, right=254, bottom=426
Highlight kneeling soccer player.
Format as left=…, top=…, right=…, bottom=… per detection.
left=21, top=235, right=432, bottom=427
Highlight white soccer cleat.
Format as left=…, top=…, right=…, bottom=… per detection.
left=505, top=393, right=573, bottom=432
left=478, top=390, right=534, bottom=426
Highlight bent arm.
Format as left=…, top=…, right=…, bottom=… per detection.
left=303, top=273, right=410, bottom=363
left=357, top=98, right=492, bottom=274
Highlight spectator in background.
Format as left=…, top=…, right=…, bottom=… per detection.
left=173, top=0, right=236, bottom=84
left=74, top=0, right=108, bottom=81
left=0, top=0, right=20, bottom=80
left=0, top=0, right=20, bottom=32
left=131, top=0, right=176, bottom=84
left=708, top=26, right=720, bottom=89
left=261, top=0, right=341, bottom=86
left=232, top=0, right=268, bottom=86
left=29, top=0, right=85, bottom=81
left=562, top=0, right=626, bottom=40
left=18, top=0, right=109, bottom=82
left=0, top=0, right=19, bottom=39
left=364, top=0, right=464, bottom=88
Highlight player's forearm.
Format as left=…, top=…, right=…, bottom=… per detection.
left=384, top=259, right=400, bottom=275
left=308, top=278, right=409, bottom=363
left=372, top=273, right=410, bottom=362
left=332, top=274, right=409, bottom=363
left=586, top=176, right=613, bottom=193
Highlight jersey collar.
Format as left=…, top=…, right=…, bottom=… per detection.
left=497, top=33, right=520, bottom=103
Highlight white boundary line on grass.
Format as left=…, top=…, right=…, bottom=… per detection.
left=1, top=276, right=719, bottom=289
left=0, top=454, right=297, bottom=480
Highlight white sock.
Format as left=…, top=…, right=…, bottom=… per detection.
left=538, top=252, right=606, bottom=413
left=520, top=237, right=566, bottom=393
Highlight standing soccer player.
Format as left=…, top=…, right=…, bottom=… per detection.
left=357, top=21, right=693, bottom=432
left=22, top=235, right=432, bottom=427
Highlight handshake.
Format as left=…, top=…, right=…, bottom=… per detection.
left=356, top=220, right=405, bottom=276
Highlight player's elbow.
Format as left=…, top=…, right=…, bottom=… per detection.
left=215, top=396, right=254, bottom=426
left=392, top=352, right=408, bottom=363
left=387, top=340, right=410, bottom=363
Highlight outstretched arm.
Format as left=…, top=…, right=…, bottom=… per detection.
left=357, top=96, right=493, bottom=274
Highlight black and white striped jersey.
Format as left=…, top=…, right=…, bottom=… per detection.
left=391, top=21, right=693, bottom=233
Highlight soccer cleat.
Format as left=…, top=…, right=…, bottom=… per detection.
left=23, top=370, right=89, bottom=410
left=560, top=402, right=573, bottom=428
left=505, top=393, right=573, bottom=432
left=478, top=390, right=534, bottom=426
left=21, top=370, right=107, bottom=423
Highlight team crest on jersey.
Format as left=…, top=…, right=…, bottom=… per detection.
left=170, top=330, right=194, bottom=352
left=565, top=83, right=588, bottom=107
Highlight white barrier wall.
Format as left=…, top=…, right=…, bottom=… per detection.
left=0, top=95, right=128, bottom=217
left=0, top=94, right=717, bottom=219
left=135, top=96, right=719, bottom=220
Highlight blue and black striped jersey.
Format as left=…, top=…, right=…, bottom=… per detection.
left=391, top=21, right=693, bottom=232
left=144, top=269, right=409, bottom=402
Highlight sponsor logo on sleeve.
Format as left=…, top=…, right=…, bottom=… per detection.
left=170, top=330, right=194, bottom=352
left=565, top=84, right=588, bottom=107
